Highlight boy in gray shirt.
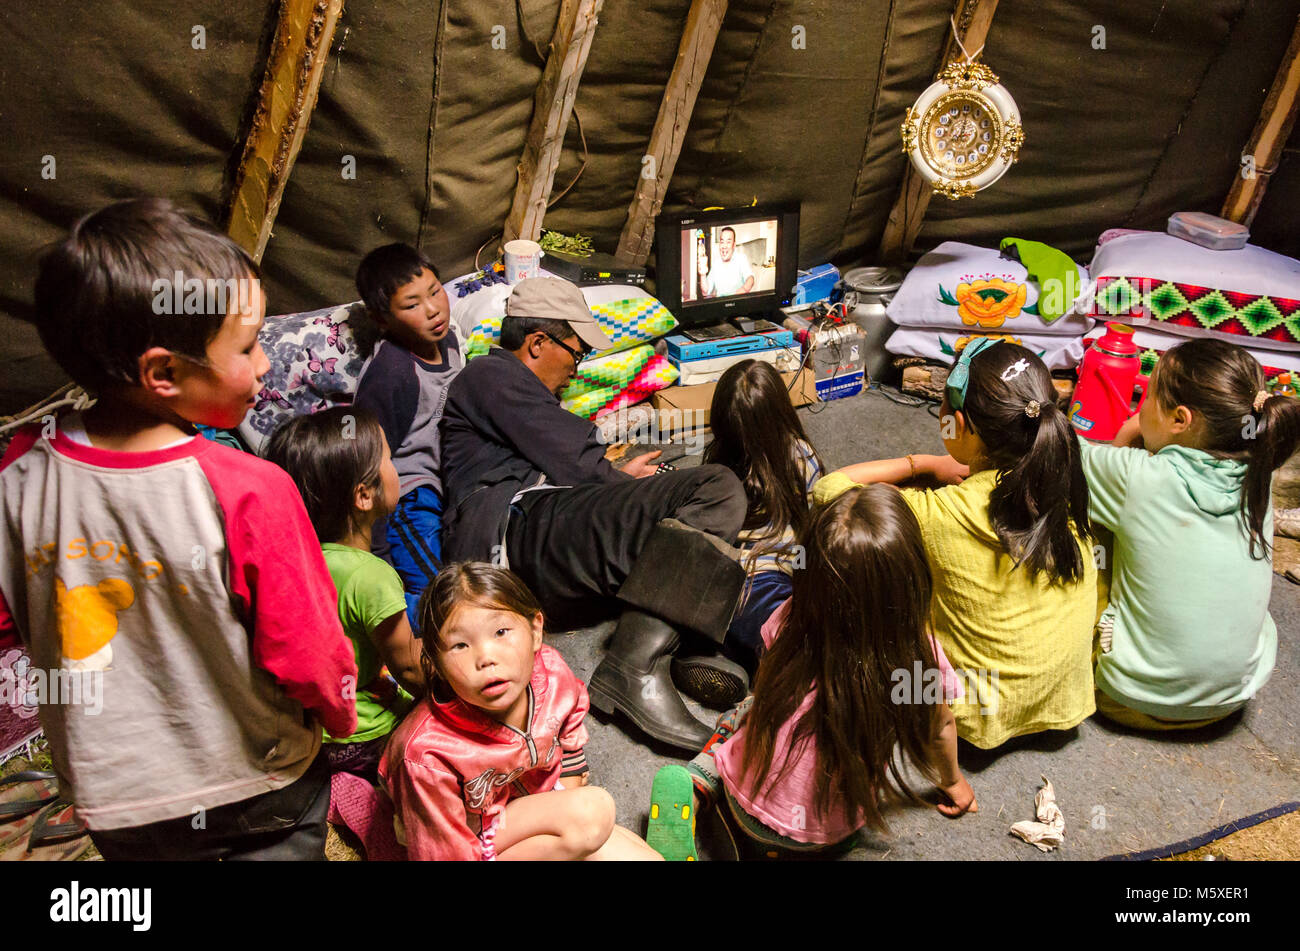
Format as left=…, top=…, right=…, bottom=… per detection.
left=354, top=244, right=465, bottom=622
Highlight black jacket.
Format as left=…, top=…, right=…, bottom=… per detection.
left=439, top=347, right=630, bottom=561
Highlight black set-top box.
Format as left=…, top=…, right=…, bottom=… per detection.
left=544, top=250, right=646, bottom=287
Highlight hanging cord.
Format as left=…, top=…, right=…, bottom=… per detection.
left=949, top=15, right=985, bottom=64
left=0, top=384, right=97, bottom=437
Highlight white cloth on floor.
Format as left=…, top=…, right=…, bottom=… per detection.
left=1009, top=775, right=1066, bottom=852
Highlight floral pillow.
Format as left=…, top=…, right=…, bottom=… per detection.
left=887, top=241, right=1093, bottom=336
left=237, top=302, right=369, bottom=454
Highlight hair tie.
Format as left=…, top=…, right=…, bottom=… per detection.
left=1025, top=399, right=1041, bottom=419
left=1253, top=390, right=1269, bottom=412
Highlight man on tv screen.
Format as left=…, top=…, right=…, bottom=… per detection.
left=698, top=226, right=755, bottom=298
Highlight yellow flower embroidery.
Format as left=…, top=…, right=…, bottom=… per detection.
left=953, top=333, right=1024, bottom=352
left=955, top=278, right=1028, bottom=328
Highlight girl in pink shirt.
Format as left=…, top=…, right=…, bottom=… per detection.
left=381, top=563, right=662, bottom=860
left=647, top=484, right=977, bottom=860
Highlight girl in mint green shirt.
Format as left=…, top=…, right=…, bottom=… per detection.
left=265, top=407, right=425, bottom=779
left=1080, top=338, right=1300, bottom=728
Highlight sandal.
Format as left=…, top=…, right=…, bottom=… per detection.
left=0, top=799, right=89, bottom=861
left=0, top=771, right=59, bottom=820
left=646, top=765, right=698, bottom=861
left=29, top=798, right=86, bottom=847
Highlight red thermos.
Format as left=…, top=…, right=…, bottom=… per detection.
left=1070, top=323, right=1149, bottom=441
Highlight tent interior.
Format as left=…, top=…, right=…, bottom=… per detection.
left=1, top=0, right=1298, bottom=861
left=6, top=0, right=1300, bottom=410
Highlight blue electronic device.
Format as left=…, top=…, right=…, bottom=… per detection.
left=664, top=328, right=796, bottom=363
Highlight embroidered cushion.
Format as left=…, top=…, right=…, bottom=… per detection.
left=886, top=241, right=1093, bottom=336
left=1079, top=231, right=1300, bottom=352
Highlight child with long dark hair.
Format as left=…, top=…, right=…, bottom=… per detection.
left=701, top=359, right=823, bottom=667
left=647, top=485, right=975, bottom=860
left=264, top=407, right=424, bottom=780
left=1082, top=338, right=1299, bottom=729
left=817, top=340, right=1097, bottom=748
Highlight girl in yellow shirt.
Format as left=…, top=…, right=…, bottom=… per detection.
left=816, top=340, right=1097, bottom=748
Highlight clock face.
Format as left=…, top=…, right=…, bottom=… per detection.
left=920, top=92, right=1000, bottom=180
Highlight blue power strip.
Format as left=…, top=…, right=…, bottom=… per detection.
left=664, top=328, right=796, bottom=362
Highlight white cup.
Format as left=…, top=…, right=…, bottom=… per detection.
left=503, top=239, right=544, bottom=284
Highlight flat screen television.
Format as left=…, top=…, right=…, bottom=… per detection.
left=654, top=202, right=800, bottom=329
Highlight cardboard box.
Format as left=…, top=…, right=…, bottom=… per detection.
left=651, top=367, right=817, bottom=435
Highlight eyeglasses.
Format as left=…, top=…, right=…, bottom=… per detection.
left=544, top=331, right=591, bottom=366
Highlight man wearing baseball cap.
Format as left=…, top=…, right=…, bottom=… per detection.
left=439, top=277, right=749, bottom=752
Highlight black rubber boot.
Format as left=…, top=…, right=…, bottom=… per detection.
left=616, top=519, right=747, bottom=644
left=587, top=610, right=714, bottom=752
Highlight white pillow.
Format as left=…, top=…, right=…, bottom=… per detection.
left=1076, top=231, right=1300, bottom=352
left=886, top=241, right=1093, bottom=336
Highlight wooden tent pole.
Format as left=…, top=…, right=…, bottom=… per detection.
left=225, top=0, right=346, bottom=262
left=1221, top=15, right=1300, bottom=226
left=613, top=0, right=729, bottom=269
left=503, top=0, right=604, bottom=245
left=878, top=0, right=1000, bottom=265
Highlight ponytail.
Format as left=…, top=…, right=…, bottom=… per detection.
left=958, top=343, right=1093, bottom=583
left=1154, top=339, right=1300, bottom=559
left=1243, top=393, right=1300, bottom=557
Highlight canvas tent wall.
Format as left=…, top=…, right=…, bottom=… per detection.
left=2, top=0, right=1298, bottom=415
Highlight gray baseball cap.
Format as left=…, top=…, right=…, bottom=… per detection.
left=505, top=277, right=612, bottom=351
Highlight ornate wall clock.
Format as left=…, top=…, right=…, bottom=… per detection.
left=901, top=61, right=1025, bottom=199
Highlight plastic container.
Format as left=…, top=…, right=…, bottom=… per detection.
left=1167, top=212, right=1249, bottom=251
left=841, top=265, right=906, bottom=382
left=503, top=239, right=544, bottom=283
left=794, top=264, right=840, bottom=305
left=1070, top=323, right=1149, bottom=440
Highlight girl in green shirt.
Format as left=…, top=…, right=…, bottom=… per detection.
left=265, top=407, right=425, bottom=779
left=1081, top=338, right=1300, bottom=728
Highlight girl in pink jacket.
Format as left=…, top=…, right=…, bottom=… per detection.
left=381, top=563, right=660, bottom=860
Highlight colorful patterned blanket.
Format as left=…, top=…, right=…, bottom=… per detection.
left=1086, top=275, right=1300, bottom=350
left=559, top=345, right=679, bottom=419
left=454, top=285, right=678, bottom=360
